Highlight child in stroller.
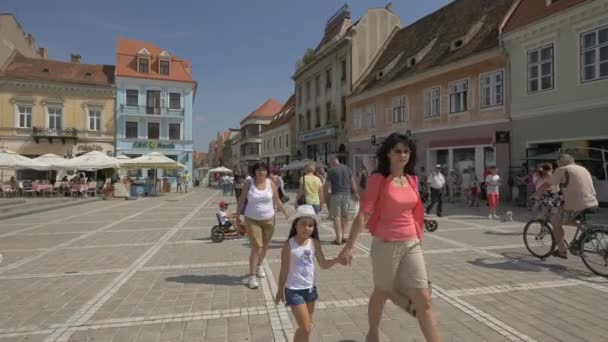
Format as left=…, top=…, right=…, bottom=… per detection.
left=211, top=201, right=245, bottom=242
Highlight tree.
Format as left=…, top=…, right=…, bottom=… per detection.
left=221, top=139, right=232, bottom=168
left=302, top=48, right=315, bottom=65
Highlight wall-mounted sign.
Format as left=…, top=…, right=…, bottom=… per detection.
left=133, top=141, right=175, bottom=149
left=77, top=144, right=104, bottom=152
left=300, top=128, right=335, bottom=142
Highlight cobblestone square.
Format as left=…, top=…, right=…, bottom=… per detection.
left=1, top=188, right=607, bottom=341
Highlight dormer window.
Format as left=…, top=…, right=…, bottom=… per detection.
left=84, top=72, right=92, bottom=79
left=409, top=57, right=416, bottom=67
left=137, top=48, right=151, bottom=73
left=159, top=50, right=171, bottom=75
left=138, top=57, right=149, bottom=73
left=451, top=39, right=464, bottom=51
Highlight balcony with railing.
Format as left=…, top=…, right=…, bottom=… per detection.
left=32, top=127, right=78, bottom=144
left=120, top=105, right=185, bottom=117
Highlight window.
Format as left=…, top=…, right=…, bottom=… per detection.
left=169, top=123, right=180, bottom=140
left=424, top=88, right=441, bottom=117
left=125, top=121, right=138, bottom=138
left=88, top=109, right=101, bottom=131
left=169, top=93, right=181, bottom=109
left=279, top=136, right=282, bottom=149
left=449, top=80, right=468, bottom=113
left=306, top=110, right=311, bottom=130
left=286, top=134, right=289, bottom=148
left=47, top=107, right=62, bottom=130
left=298, top=86, right=302, bottom=104
left=315, top=106, right=321, bottom=128
left=148, top=122, right=160, bottom=139
left=580, top=26, right=608, bottom=82
left=126, top=89, right=138, bottom=107
left=306, top=82, right=311, bottom=103
left=16, top=105, right=32, bottom=128
left=392, top=96, right=406, bottom=123
left=326, top=68, right=332, bottom=89
left=341, top=59, right=346, bottom=81
left=138, top=58, right=149, bottom=73
left=352, top=109, right=361, bottom=129
left=527, top=45, right=554, bottom=93
left=315, top=75, right=321, bottom=98
left=299, top=114, right=304, bottom=130
left=159, top=60, right=170, bottom=75
left=366, top=104, right=376, bottom=128
left=273, top=137, right=276, bottom=149
left=481, top=71, right=504, bottom=107
left=326, top=102, right=332, bottom=124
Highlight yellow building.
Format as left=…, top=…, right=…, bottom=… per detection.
left=0, top=52, right=115, bottom=159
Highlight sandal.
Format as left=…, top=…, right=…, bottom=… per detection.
left=332, top=240, right=341, bottom=245
left=342, top=238, right=348, bottom=243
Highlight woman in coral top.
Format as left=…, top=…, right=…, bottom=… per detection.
left=339, top=133, right=440, bottom=342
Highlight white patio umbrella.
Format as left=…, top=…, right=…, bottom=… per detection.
left=0, top=149, right=49, bottom=170
left=120, top=152, right=185, bottom=169
left=61, top=151, right=120, bottom=170
left=33, top=153, right=67, bottom=168
left=208, top=166, right=233, bottom=174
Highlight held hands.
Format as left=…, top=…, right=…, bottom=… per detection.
left=338, top=245, right=355, bottom=266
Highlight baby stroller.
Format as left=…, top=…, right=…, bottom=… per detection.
left=211, top=201, right=246, bottom=243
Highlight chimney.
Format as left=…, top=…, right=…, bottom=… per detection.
left=70, top=54, right=81, bottom=63
left=385, top=2, right=393, bottom=11
left=25, top=34, right=34, bottom=47
left=38, top=47, right=47, bottom=59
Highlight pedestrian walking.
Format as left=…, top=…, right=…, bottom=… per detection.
left=323, top=156, right=359, bottom=245
left=297, top=162, right=324, bottom=215
left=357, top=166, right=369, bottom=199
left=339, top=133, right=440, bottom=342
left=275, top=205, right=345, bottom=342
left=236, top=162, right=289, bottom=289
left=183, top=171, right=191, bottom=193
left=485, top=166, right=501, bottom=219
left=176, top=173, right=182, bottom=192
left=426, top=165, right=445, bottom=217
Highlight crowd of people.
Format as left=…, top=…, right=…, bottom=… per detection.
left=216, top=134, right=598, bottom=342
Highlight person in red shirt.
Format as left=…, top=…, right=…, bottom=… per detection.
left=339, top=133, right=440, bottom=342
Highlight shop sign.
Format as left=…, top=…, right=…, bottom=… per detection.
left=133, top=141, right=175, bottom=149
left=300, top=128, right=335, bottom=142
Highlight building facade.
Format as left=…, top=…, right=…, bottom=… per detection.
left=238, top=99, right=283, bottom=171
left=0, top=52, right=115, bottom=165
left=348, top=0, right=513, bottom=190
left=501, top=0, right=608, bottom=202
left=0, top=14, right=41, bottom=66
left=260, top=95, right=295, bottom=168
left=114, top=38, right=197, bottom=179
left=293, top=4, right=400, bottom=165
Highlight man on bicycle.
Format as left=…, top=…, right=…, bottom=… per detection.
left=539, top=154, right=598, bottom=259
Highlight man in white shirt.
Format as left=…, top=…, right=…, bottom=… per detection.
left=426, top=165, right=446, bottom=217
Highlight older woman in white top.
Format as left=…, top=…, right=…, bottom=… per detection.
left=236, top=162, right=289, bottom=289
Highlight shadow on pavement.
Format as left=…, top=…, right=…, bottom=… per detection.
left=165, top=274, right=246, bottom=286
left=467, top=257, right=542, bottom=272
left=484, top=230, right=522, bottom=236
left=499, top=251, right=599, bottom=281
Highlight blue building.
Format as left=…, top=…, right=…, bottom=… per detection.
left=114, top=38, right=196, bottom=184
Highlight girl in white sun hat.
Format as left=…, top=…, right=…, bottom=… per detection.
left=275, top=204, right=346, bottom=342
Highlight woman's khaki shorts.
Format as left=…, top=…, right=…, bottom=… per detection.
left=370, top=238, right=428, bottom=290
left=244, top=217, right=275, bottom=247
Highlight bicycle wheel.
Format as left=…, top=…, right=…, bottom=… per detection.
left=579, top=228, right=608, bottom=277
left=523, top=220, right=555, bottom=259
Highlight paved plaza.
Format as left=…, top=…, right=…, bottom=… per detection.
left=0, top=188, right=607, bottom=342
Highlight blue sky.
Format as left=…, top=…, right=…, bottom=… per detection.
left=3, top=0, right=451, bottom=152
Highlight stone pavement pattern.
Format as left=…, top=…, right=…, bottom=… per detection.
left=0, top=188, right=607, bottom=341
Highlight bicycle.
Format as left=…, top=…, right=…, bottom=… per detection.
left=523, top=205, right=608, bottom=277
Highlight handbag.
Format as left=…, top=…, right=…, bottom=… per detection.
left=297, top=175, right=307, bottom=205
left=239, top=180, right=252, bottom=215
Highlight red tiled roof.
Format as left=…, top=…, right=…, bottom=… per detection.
left=357, top=0, right=513, bottom=93
left=262, top=94, right=296, bottom=132
left=502, top=0, right=588, bottom=34
left=240, top=99, right=283, bottom=124
left=115, top=37, right=195, bottom=84
left=2, top=52, right=114, bottom=86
